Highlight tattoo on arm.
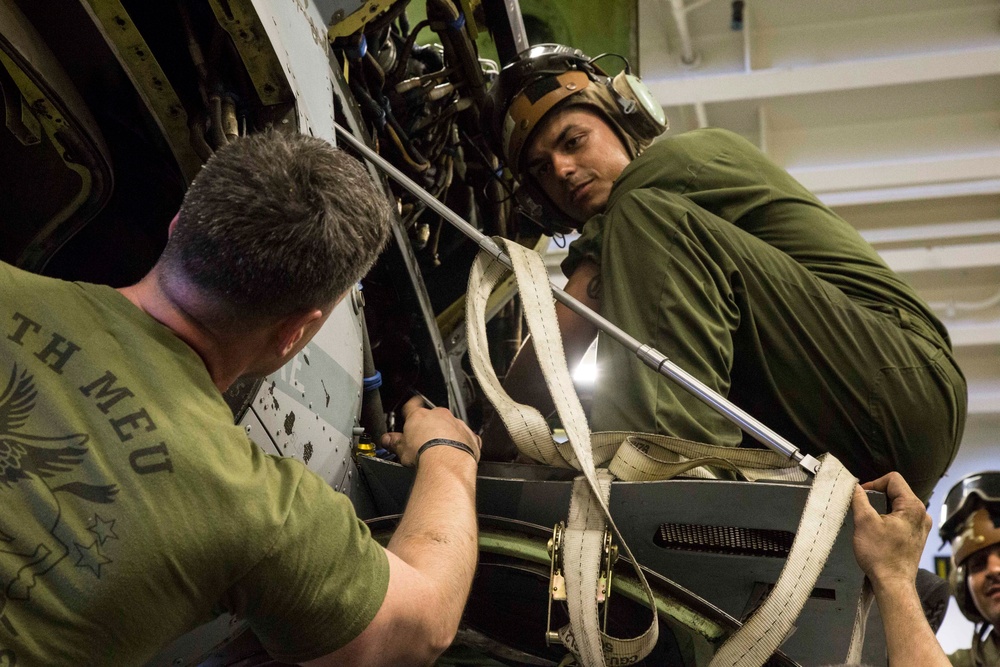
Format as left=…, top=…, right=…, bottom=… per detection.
left=586, top=274, right=601, bottom=300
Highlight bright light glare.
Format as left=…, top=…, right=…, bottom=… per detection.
left=573, top=359, right=597, bottom=384
left=572, top=340, right=599, bottom=386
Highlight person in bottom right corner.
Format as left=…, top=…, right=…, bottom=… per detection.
left=938, top=471, right=1000, bottom=666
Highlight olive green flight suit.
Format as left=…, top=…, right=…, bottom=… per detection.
left=563, top=128, right=966, bottom=500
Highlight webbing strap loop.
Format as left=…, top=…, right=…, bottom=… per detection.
left=467, top=240, right=658, bottom=665
left=466, top=240, right=865, bottom=665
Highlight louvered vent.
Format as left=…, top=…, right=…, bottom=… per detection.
left=653, top=523, right=795, bottom=558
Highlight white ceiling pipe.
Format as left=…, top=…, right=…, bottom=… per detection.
left=861, top=220, right=1000, bottom=246
left=741, top=0, right=752, bottom=72
left=695, top=101, right=709, bottom=127
left=757, top=103, right=769, bottom=153
left=879, top=241, right=1000, bottom=273
left=931, top=289, right=1000, bottom=316
left=818, top=179, right=1000, bottom=207
left=669, top=0, right=700, bottom=65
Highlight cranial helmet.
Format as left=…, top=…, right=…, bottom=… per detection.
left=482, top=44, right=668, bottom=233
left=939, top=471, right=1000, bottom=624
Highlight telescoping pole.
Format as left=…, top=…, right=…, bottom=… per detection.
left=333, top=122, right=821, bottom=476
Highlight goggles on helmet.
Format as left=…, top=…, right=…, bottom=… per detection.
left=940, top=471, right=1000, bottom=543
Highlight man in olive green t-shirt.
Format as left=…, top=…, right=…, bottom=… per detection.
left=0, top=132, right=481, bottom=666
left=949, top=628, right=999, bottom=666
left=480, top=44, right=965, bottom=501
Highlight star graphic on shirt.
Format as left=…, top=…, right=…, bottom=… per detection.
left=88, top=514, right=118, bottom=545
left=74, top=540, right=111, bottom=578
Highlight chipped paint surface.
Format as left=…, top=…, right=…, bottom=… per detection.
left=290, top=0, right=329, bottom=50
left=242, top=294, right=363, bottom=488
left=321, top=379, right=331, bottom=408
left=249, top=0, right=334, bottom=137
left=270, top=340, right=355, bottom=432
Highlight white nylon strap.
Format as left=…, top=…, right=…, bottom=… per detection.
left=593, top=432, right=810, bottom=484
left=466, top=241, right=864, bottom=665
left=559, top=471, right=614, bottom=666
left=466, top=250, right=573, bottom=468
left=708, top=453, right=856, bottom=667
left=597, top=431, right=868, bottom=662
left=467, top=240, right=658, bottom=665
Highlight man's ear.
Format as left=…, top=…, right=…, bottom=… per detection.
left=168, top=213, right=180, bottom=237
left=276, top=308, right=324, bottom=357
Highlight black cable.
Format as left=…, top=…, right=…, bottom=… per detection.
left=458, top=129, right=514, bottom=198
left=390, top=19, right=431, bottom=81
left=589, top=52, right=632, bottom=75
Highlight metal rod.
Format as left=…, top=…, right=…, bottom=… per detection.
left=333, top=122, right=820, bottom=475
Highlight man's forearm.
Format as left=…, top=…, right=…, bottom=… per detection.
left=387, top=447, right=478, bottom=644
left=503, top=338, right=556, bottom=415
left=480, top=337, right=555, bottom=461
left=872, top=578, right=951, bottom=667
left=482, top=260, right=601, bottom=461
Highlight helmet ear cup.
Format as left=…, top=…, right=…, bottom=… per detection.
left=950, top=562, right=988, bottom=624
left=609, top=71, right=668, bottom=143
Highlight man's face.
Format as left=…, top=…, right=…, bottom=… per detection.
left=523, top=107, right=632, bottom=225
left=967, top=543, right=1000, bottom=625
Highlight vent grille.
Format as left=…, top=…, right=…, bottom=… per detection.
left=653, top=522, right=795, bottom=558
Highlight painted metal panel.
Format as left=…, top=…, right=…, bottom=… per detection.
left=239, top=403, right=281, bottom=457
left=249, top=0, right=336, bottom=139
left=248, top=288, right=364, bottom=487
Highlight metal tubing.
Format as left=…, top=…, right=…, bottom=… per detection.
left=669, top=0, right=698, bottom=66
left=333, top=122, right=820, bottom=475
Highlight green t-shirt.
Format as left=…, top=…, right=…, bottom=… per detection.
left=0, top=262, right=389, bottom=666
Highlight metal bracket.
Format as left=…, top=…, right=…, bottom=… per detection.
left=545, top=522, right=566, bottom=646
left=599, top=528, right=619, bottom=631
left=545, top=522, right=619, bottom=646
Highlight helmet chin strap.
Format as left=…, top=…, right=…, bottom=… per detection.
left=515, top=178, right=581, bottom=236
left=512, top=102, right=629, bottom=236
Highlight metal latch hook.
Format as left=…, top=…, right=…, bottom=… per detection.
left=545, top=522, right=619, bottom=646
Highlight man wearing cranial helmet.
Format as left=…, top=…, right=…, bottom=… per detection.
left=481, top=43, right=966, bottom=501
left=939, top=472, right=1000, bottom=666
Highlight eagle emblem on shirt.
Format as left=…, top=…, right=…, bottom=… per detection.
left=0, top=365, right=119, bottom=619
